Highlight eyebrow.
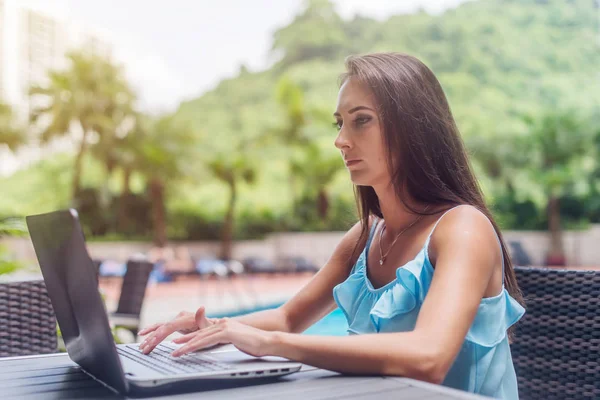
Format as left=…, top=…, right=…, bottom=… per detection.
left=333, top=105, right=375, bottom=117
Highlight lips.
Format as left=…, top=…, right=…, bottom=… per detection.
left=344, top=159, right=361, bottom=167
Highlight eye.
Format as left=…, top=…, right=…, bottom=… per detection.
left=354, top=116, right=371, bottom=126
left=332, top=120, right=342, bottom=130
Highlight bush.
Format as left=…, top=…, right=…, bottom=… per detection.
left=165, top=195, right=357, bottom=242
left=75, top=187, right=153, bottom=240
left=0, top=217, right=27, bottom=275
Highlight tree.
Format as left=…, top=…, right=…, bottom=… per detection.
left=272, top=77, right=310, bottom=205
left=271, top=0, right=349, bottom=68
left=89, top=95, right=136, bottom=189
left=521, top=110, right=595, bottom=265
left=208, top=154, right=256, bottom=260
left=132, top=114, right=196, bottom=246
left=291, top=143, right=342, bottom=221
left=29, top=51, right=134, bottom=201
left=98, top=115, right=145, bottom=234
left=0, top=103, right=25, bottom=151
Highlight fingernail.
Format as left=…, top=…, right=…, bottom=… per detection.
left=172, top=350, right=182, bottom=357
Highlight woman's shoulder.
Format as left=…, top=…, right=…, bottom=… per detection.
left=433, top=204, right=495, bottom=233
left=427, top=205, right=500, bottom=265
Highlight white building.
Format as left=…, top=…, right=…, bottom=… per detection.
left=0, top=0, right=113, bottom=175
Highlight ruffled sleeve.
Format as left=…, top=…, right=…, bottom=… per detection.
left=465, top=289, right=525, bottom=347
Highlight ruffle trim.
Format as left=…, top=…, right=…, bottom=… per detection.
left=369, top=249, right=433, bottom=330
left=464, top=289, right=525, bottom=347
left=333, top=245, right=524, bottom=345
left=334, top=248, right=434, bottom=331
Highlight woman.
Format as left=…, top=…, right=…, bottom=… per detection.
left=139, top=52, right=525, bottom=399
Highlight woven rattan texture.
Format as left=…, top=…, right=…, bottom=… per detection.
left=0, top=280, right=57, bottom=357
left=513, top=267, right=600, bottom=400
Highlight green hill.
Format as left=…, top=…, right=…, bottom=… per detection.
left=2, top=0, right=599, bottom=238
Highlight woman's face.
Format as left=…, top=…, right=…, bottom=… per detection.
left=334, top=78, right=389, bottom=187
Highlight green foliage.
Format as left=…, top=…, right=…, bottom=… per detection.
left=0, top=103, right=26, bottom=151
left=0, top=217, right=27, bottom=275
left=2, top=0, right=600, bottom=244
left=0, top=217, right=27, bottom=237
left=271, top=0, right=349, bottom=68
left=521, top=110, right=595, bottom=198
left=29, top=51, right=135, bottom=199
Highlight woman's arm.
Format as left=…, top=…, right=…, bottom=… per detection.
left=231, top=219, right=370, bottom=333
left=272, top=207, right=500, bottom=383
left=140, top=220, right=369, bottom=354
left=172, top=208, right=500, bottom=384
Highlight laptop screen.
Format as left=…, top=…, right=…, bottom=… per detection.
left=26, top=209, right=128, bottom=394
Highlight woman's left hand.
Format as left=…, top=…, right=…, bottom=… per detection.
left=171, top=318, right=277, bottom=358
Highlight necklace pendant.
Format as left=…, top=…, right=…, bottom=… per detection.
left=379, top=259, right=384, bottom=266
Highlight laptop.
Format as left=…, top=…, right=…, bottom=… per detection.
left=26, top=209, right=302, bottom=395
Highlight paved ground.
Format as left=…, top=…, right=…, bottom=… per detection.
left=99, top=273, right=314, bottom=340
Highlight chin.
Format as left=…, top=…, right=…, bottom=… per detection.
left=349, top=169, right=389, bottom=187
left=348, top=171, right=373, bottom=186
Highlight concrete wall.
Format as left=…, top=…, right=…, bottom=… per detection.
left=5, top=225, right=600, bottom=268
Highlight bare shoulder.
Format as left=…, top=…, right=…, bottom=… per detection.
left=428, top=205, right=500, bottom=266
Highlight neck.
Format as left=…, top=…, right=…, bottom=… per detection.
left=372, top=181, right=426, bottom=235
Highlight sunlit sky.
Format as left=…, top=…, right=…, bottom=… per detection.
left=20, top=0, right=469, bottom=113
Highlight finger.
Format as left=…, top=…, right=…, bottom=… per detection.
left=195, top=306, right=211, bottom=330
left=172, top=322, right=219, bottom=344
left=141, top=320, right=192, bottom=354
left=139, top=325, right=165, bottom=350
left=172, top=331, right=198, bottom=344
left=139, top=331, right=160, bottom=352
left=172, top=323, right=222, bottom=349
left=172, top=331, right=225, bottom=357
left=138, top=323, right=161, bottom=336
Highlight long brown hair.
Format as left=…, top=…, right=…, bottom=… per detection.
left=340, top=52, right=524, bottom=313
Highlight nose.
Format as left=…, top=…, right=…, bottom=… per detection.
left=334, top=127, right=351, bottom=151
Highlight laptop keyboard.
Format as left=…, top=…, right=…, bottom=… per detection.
left=117, top=343, right=233, bottom=376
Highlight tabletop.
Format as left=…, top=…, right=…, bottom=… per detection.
left=0, top=352, right=491, bottom=400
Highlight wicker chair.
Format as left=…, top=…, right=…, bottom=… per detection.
left=0, top=280, right=57, bottom=357
left=109, top=259, right=154, bottom=337
left=512, top=267, right=600, bottom=400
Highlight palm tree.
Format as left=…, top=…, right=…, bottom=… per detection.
left=274, top=77, right=336, bottom=206
left=112, top=123, right=144, bottom=233
left=521, top=111, right=594, bottom=265
left=273, top=77, right=310, bottom=207
left=275, top=77, right=309, bottom=146
left=89, top=92, right=136, bottom=184
left=208, top=155, right=256, bottom=260
left=132, top=114, right=196, bottom=246
left=291, top=143, right=342, bottom=220
left=29, top=51, right=134, bottom=201
left=0, top=103, right=25, bottom=151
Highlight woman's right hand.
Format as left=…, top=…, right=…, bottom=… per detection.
left=138, top=306, right=215, bottom=354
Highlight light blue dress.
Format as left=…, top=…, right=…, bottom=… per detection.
left=333, top=208, right=525, bottom=399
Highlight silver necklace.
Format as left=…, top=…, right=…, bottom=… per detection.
left=378, top=205, right=430, bottom=266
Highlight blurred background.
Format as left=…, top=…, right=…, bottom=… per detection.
left=1, top=0, right=599, bottom=337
